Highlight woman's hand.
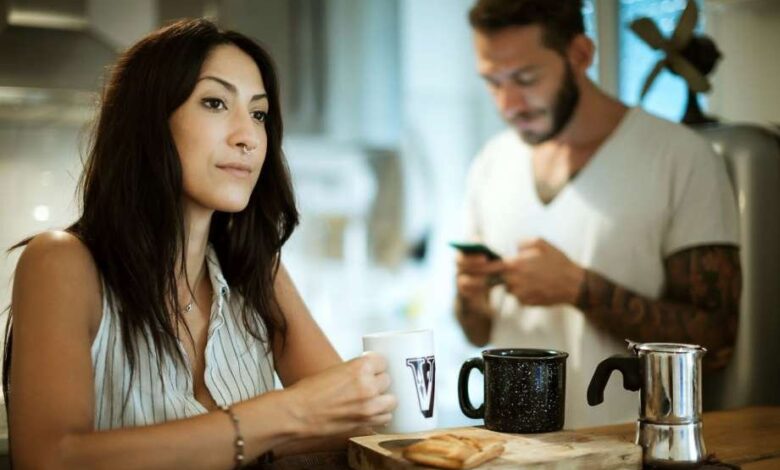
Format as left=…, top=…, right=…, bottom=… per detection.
left=283, top=351, right=397, bottom=437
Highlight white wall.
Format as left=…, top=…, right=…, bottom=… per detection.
left=0, top=123, right=86, bottom=413
left=396, top=0, right=498, bottom=427
left=706, top=0, right=780, bottom=124
left=89, top=0, right=157, bottom=49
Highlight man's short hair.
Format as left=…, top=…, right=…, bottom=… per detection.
left=469, top=0, right=585, bottom=55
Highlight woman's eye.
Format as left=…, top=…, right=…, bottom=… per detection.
left=252, top=111, right=268, bottom=123
left=202, top=98, right=227, bottom=110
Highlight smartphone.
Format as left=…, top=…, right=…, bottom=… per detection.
left=449, top=241, right=501, bottom=260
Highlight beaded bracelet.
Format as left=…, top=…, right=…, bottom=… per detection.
left=219, top=405, right=245, bottom=469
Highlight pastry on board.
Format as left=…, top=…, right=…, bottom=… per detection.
left=402, top=433, right=506, bottom=469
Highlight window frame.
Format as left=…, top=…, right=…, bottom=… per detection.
left=593, top=0, right=621, bottom=97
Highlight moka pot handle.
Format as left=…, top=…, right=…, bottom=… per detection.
left=587, top=355, right=642, bottom=406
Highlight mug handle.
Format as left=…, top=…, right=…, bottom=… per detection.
left=458, top=357, right=485, bottom=419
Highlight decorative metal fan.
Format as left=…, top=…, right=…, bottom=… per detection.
left=630, top=0, right=722, bottom=124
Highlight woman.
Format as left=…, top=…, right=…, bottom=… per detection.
left=3, top=18, right=395, bottom=469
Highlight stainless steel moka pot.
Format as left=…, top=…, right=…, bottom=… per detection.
left=587, top=342, right=707, bottom=467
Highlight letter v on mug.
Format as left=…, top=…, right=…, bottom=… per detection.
left=363, top=329, right=437, bottom=434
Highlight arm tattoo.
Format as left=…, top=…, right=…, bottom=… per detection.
left=576, top=245, right=741, bottom=369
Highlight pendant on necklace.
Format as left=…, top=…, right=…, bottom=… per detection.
left=183, top=302, right=193, bottom=313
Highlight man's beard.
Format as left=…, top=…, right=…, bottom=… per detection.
left=513, top=64, right=580, bottom=145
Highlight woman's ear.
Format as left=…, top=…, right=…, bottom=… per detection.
left=567, top=34, right=595, bottom=76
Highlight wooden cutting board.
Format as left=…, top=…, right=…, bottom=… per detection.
left=348, top=426, right=641, bottom=469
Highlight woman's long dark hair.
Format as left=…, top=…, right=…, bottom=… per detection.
left=3, top=19, right=298, bottom=408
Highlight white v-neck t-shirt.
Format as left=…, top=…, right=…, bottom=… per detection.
left=464, top=107, right=739, bottom=428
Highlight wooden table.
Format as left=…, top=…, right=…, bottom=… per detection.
left=258, top=407, right=780, bottom=469
left=584, top=406, right=780, bottom=469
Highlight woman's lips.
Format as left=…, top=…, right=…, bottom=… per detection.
left=216, top=163, right=252, bottom=178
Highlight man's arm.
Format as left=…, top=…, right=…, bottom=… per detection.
left=455, top=296, right=494, bottom=347
left=576, top=245, right=741, bottom=369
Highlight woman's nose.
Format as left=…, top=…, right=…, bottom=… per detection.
left=228, top=112, right=260, bottom=154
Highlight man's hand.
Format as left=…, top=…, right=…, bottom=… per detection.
left=455, top=251, right=504, bottom=312
left=502, top=238, right=585, bottom=306
left=455, top=251, right=504, bottom=346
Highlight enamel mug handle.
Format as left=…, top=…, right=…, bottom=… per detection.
left=458, top=357, right=485, bottom=419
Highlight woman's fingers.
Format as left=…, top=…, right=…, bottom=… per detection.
left=375, top=392, right=397, bottom=414
left=375, top=372, right=391, bottom=394
left=366, top=412, right=393, bottom=427
left=340, top=394, right=396, bottom=425
left=353, top=386, right=397, bottom=419
left=357, top=351, right=388, bottom=375
left=289, top=353, right=399, bottom=436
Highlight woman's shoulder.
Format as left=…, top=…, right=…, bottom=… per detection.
left=14, top=231, right=103, bottom=329
left=19, top=230, right=97, bottom=273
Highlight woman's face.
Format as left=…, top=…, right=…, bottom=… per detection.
left=170, top=44, right=269, bottom=215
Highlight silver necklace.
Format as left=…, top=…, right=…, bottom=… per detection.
left=182, top=266, right=206, bottom=313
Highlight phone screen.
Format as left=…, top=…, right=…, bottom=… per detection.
left=449, top=241, right=501, bottom=260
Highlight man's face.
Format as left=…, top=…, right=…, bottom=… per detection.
left=474, top=25, right=580, bottom=145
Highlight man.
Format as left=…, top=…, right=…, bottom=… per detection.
left=456, top=0, right=740, bottom=427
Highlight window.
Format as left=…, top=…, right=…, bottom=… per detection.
left=618, top=0, right=705, bottom=121
left=582, top=0, right=599, bottom=81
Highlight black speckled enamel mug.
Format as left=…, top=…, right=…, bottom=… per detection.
left=458, top=348, right=568, bottom=433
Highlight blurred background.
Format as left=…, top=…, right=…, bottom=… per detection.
left=0, top=0, right=778, bottom=446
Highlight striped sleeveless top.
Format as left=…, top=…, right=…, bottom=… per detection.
left=90, top=247, right=276, bottom=430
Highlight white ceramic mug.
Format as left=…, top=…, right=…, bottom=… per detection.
left=362, top=329, right=437, bottom=434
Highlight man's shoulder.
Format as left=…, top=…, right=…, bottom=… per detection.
left=626, top=108, right=714, bottom=157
